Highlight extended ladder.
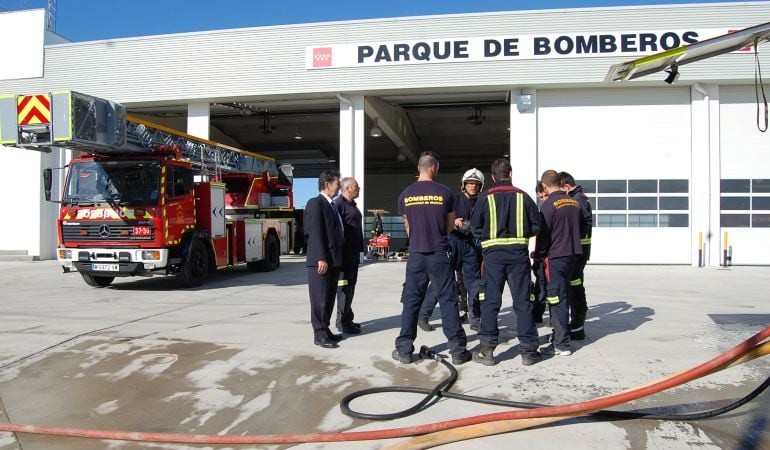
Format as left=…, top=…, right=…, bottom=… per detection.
left=0, top=91, right=278, bottom=178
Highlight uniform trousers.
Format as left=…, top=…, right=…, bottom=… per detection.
left=335, top=252, right=360, bottom=328
left=545, top=255, right=576, bottom=349
left=395, top=251, right=467, bottom=357
left=478, top=249, right=539, bottom=354
left=569, top=254, right=588, bottom=331
left=308, top=266, right=341, bottom=341
left=418, top=235, right=481, bottom=327
left=531, top=257, right=547, bottom=322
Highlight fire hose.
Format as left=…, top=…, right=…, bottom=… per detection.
left=0, top=324, right=768, bottom=448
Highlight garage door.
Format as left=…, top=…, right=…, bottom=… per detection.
left=536, top=87, right=692, bottom=264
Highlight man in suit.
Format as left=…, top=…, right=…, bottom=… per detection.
left=305, top=169, right=345, bottom=348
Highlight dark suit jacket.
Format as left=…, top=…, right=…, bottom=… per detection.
left=304, top=194, right=344, bottom=268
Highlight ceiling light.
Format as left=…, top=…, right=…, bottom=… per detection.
left=396, top=150, right=407, bottom=162
left=467, top=106, right=485, bottom=125
left=261, top=113, right=276, bottom=134
left=370, top=118, right=383, bottom=138
left=293, top=127, right=303, bottom=140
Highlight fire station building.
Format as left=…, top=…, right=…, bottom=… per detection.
left=1, top=2, right=769, bottom=266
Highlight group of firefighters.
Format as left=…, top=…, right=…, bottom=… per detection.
left=305, top=151, right=592, bottom=367
left=393, top=152, right=592, bottom=367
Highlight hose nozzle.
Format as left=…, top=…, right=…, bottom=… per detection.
left=419, top=345, right=441, bottom=361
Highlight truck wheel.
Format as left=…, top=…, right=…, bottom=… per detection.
left=81, top=273, right=114, bottom=287
left=177, top=240, right=209, bottom=287
left=257, top=234, right=280, bottom=272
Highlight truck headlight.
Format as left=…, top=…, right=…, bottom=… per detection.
left=141, top=250, right=160, bottom=260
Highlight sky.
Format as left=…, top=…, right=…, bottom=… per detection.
left=0, top=0, right=751, bottom=207
left=0, top=0, right=745, bottom=42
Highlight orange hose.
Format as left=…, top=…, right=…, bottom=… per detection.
left=0, top=325, right=768, bottom=445
left=387, top=340, right=770, bottom=449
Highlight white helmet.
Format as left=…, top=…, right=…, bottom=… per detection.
left=462, top=168, right=484, bottom=188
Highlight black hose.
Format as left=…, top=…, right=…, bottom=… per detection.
left=340, top=346, right=770, bottom=422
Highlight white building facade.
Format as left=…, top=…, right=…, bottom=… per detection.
left=1, top=3, right=769, bottom=265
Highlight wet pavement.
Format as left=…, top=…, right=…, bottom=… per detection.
left=0, top=257, right=768, bottom=449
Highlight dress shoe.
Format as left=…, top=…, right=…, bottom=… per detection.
left=327, top=332, right=343, bottom=342
left=314, top=337, right=338, bottom=348
left=340, top=326, right=361, bottom=334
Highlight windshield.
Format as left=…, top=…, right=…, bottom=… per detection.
left=64, top=160, right=162, bottom=207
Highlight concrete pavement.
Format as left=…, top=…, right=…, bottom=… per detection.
left=0, top=257, right=768, bottom=449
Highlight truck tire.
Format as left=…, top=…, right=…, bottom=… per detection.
left=257, top=233, right=280, bottom=272
left=81, top=273, right=114, bottom=287
left=177, top=239, right=209, bottom=287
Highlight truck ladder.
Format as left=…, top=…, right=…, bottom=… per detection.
left=0, top=91, right=278, bottom=178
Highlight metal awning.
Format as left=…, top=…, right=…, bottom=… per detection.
left=605, top=21, right=770, bottom=82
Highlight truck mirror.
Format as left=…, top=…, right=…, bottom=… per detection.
left=279, top=163, right=294, bottom=180
left=43, top=168, right=52, bottom=201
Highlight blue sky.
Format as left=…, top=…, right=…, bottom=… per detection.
left=0, top=0, right=747, bottom=207
left=1, top=0, right=742, bottom=41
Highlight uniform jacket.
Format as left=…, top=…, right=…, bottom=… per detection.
left=304, top=194, right=344, bottom=268
left=451, top=192, right=477, bottom=240
left=334, top=196, right=364, bottom=254
left=470, top=180, right=540, bottom=254
left=535, top=190, right=587, bottom=259
left=568, top=185, right=593, bottom=258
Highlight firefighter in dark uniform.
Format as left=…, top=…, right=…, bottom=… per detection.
left=418, top=168, right=484, bottom=332
left=470, top=159, right=541, bottom=366
left=531, top=182, right=549, bottom=324
left=334, top=177, right=364, bottom=334
left=393, top=151, right=470, bottom=365
left=559, top=171, right=592, bottom=340
left=535, top=170, right=588, bottom=356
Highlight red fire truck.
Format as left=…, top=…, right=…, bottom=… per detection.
left=0, top=91, right=296, bottom=288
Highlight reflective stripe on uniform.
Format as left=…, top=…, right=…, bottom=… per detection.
left=481, top=237, right=529, bottom=248
left=338, top=279, right=349, bottom=287
left=546, top=295, right=560, bottom=305
left=516, top=192, right=523, bottom=239
left=482, top=191, right=527, bottom=249
left=478, top=292, right=485, bottom=301
left=581, top=237, right=592, bottom=245
left=570, top=278, right=582, bottom=286
left=488, top=194, right=498, bottom=239
left=529, top=293, right=535, bottom=302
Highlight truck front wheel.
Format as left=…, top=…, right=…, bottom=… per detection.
left=177, top=240, right=209, bottom=288
left=81, top=273, right=114, bottom=287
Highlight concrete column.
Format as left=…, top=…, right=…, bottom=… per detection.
left=38, top=147, right=70, bottom=260
left=509, top=89, right=538, bottom=197
left=690, top=84, right=720, bottom=267
left=187, top=103, right=210, bottom=140
left=338, top=94, right=366, bottom=223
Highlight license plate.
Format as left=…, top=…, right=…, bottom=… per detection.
left=92, top=263, right=119, bottom=271
left=133, top=226, right=152, bottom=236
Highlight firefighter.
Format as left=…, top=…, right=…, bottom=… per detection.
left=531, top=182, right=548, bottom=324
left=470, top=159, right=541, bottom=366
left=392, top=151, right=470, bottom=365
left=559, top=171, right=593, bottom=340
left=418, top=168, right=484, bottom=332
left=334, top=177, right=364, bottom=334
left=535, top=170, right=588, bottom=356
